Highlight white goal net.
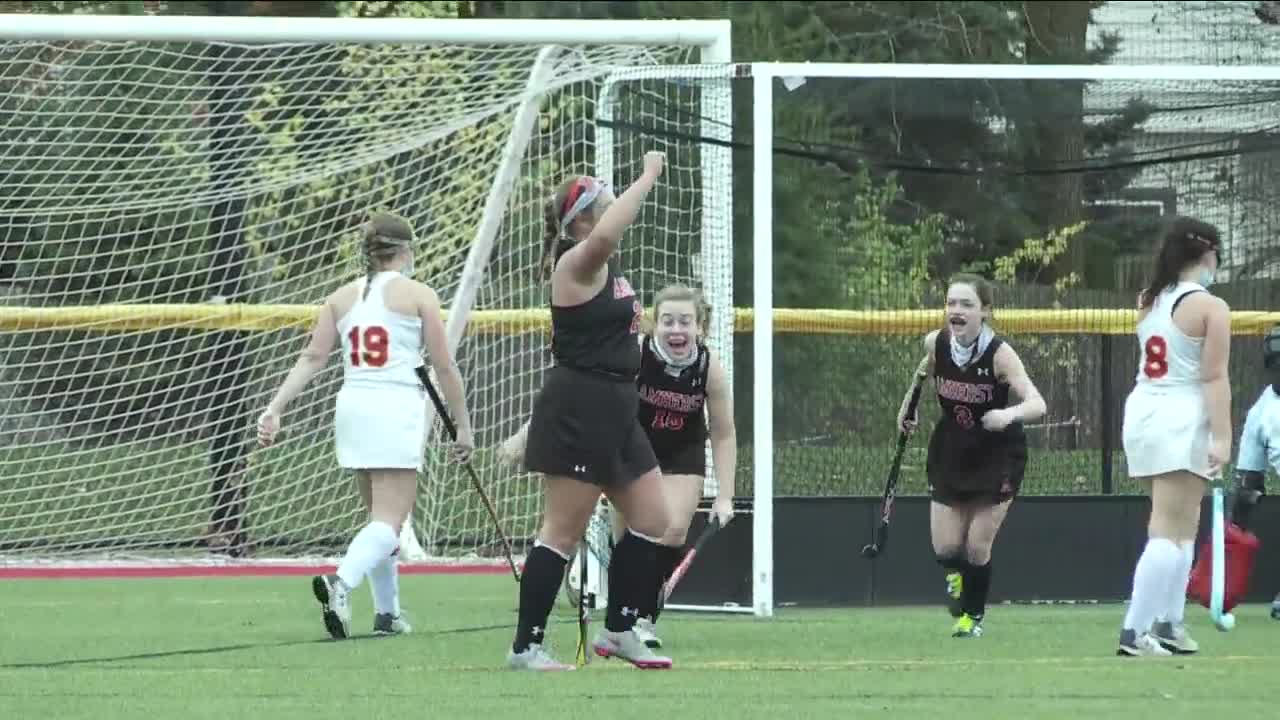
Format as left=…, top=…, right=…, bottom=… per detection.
left=0, top=15, right=734, bottom=581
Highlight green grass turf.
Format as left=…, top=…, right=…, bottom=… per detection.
left=2, top=574, right=1276, bottom=719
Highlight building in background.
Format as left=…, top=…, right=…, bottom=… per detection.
left=1086, top=1, right=1280, bottom=284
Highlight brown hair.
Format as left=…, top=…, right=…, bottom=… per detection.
left=1138, top=215, right=1221, bottom=309
left=651, top=284, right=712, bottom=336
left=360, top=211, right=414, bottom=299
left=540, top=175, right=606, bottom=279
left=947, top=273, right=995, bottom=322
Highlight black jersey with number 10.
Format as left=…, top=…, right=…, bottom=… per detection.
left=636, top=335, right=710, bottom=458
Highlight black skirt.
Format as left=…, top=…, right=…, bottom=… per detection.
left=524, top=365, right=659, bottom=488
left=926, top=419, right=1028, bottom=506
left=653, top=438, right=707, bottom=477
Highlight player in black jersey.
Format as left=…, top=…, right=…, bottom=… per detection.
left=898, top=274, right=1046, bottom=638
left=626, top=284, right=736, bottom=648
left=501, top=283, right=738, bottom=649
left=505, top=152, right=674, bottom=671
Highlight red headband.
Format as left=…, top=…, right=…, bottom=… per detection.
left=560, top=177, right=592, bottom=221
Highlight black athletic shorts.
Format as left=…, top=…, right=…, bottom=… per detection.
left=524, top=365, right=659, bottom=488
left=654, top=440, right=706, bottom=477
left=927, top=434, right=1028, bottom=508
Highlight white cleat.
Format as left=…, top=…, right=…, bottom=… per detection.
left=633, top=617, right=663, bottom=649
left=311, top=574, right=352, bottom=640
left=592, top=628, right=673, bottom=669
left=1151, top=621, right=1198, bottom=654
left=506, top=643, right=575, bottom=671
left=1117, top=628, right=1172, bottom=657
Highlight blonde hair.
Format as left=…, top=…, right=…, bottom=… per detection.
left=360, top=211, right=414, bottom=299
left=650, top=284, right=712, bottom=337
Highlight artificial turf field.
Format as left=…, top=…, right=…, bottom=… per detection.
left=2, top=571, right=1275, bottom=720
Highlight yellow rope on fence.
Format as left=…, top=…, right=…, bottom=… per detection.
left=3, top=304, right=1280, bottom=335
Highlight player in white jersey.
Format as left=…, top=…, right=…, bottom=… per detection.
left=255, top=211, right=474, bottom=640
left=1227, top=325, right=1280, bottom=619
left=1117, top=216, right=1231, bottom=657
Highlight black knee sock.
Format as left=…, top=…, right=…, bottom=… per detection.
left=936, top=551, right=965, bottom=575
left=512, top=543, right=568, bottom=653
left=606, top=529, right=664, bottom=633
left=962, top=560, right=992, bottom=620
left=650, top=544, right=684, bottom=622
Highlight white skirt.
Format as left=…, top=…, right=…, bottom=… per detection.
left=1121, top=387, right=1211, bottom=479
left=334, top=383, right=426, bottom=471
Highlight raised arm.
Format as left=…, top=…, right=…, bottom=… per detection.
left=559, top=152, right=665, bottom=284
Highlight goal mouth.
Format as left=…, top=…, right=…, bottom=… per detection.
left=0, top=14, right=743, bottom=611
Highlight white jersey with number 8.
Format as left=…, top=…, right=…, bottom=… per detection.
left=333, top=271, right=427, bottom=470
left=1132, top=281, right=1207, bottom=390
left=1122, top=281, right=1211, bottom=479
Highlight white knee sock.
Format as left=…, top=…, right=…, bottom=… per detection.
left=1159, top=541, right=1195, bottom=626
left=336, top=521, right=399, bottom=591
left=369, top=547, right=401, bottom=616
left=1123, top=537, right=1181, bottom=633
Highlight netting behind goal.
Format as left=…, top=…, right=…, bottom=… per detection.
left=0, top=21, right=731, bottom=563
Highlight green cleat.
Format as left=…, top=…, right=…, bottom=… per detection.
left=945, top=572, right=964, bottom=618
left=952, top=613, right=983, bottom=638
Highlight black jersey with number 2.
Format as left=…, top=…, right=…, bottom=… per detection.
left=550, top=262, right=644, bottom=378
left=926, top=328, right=1027, bottom=497
left=636, top=335, right=710, bottom=473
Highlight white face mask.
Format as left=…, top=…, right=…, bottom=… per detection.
left=400, top=254, right=414, bottom=279
left=1197, top=267, right=1214, bottom=288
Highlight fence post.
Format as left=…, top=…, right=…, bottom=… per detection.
left=1100, top=335, right=1114, bottom=494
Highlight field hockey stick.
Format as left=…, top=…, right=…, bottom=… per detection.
left=861, top=368, right=927, bottom=559
left=658, top=515, right=722, bottom=611
left=1209, top=476, right=1235, bottom=631
left=415, top=365, right=521, bottom=583
left=574, top=534, right=591, bottom=666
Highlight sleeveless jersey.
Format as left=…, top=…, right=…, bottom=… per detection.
left=636, top=335, right=710, bottom=457
left=335, top=271, right=424, bottom=390
left=550, top=263, right=644, bottom=379
left=1133, top=281, right=1207, bottom=392
left=931, top=328, right=1025, bottom=467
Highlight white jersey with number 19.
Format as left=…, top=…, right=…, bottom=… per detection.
left=335, top=271, right=424, bottom=391
left=1122, top=281, right=1211, bottom=479
left=332, top=270, right=427, bottom=471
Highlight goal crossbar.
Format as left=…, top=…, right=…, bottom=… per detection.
left=0, top=14, right=731, bottom=49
